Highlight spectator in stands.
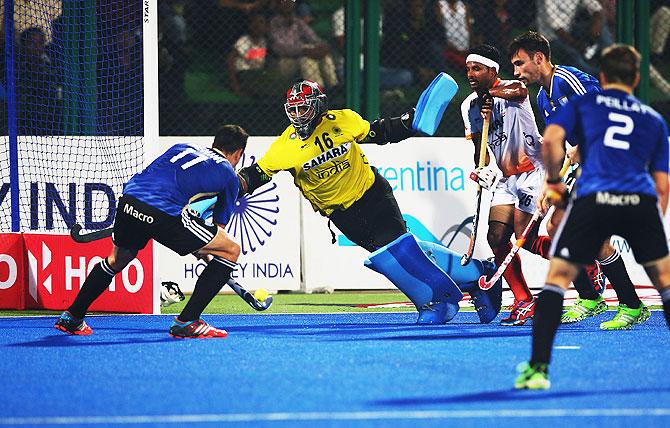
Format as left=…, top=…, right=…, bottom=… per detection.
left=0, top=0, right=62, bottom=45
left=188, top=0, right=268, bottom=73
left=331, top=2, right=413, bottom=94
left=269, top=0, right=338, bottom=90
left=381, top=0, right=446, bottom=86
left=536, top=0, right=613, bottom=76
left=16, top=27, right=62, bottom=135
left=228, top=13, right=288, bottom=97
left=159, top=0, right=189, bottom=104
left=650, top=1, right=670, bottom=96
left=436, top=0, right=473, bottom=71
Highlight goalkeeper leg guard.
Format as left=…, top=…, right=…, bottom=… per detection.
left=365, top=233, right=463, bottom=324
left=417, top=241, right=502, bottom=323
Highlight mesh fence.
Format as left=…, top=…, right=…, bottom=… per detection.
left=159, top=0, right=670, bottom=137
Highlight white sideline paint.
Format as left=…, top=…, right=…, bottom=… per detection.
left=555, top=346, right=581, bottom=350
left=1, top=408, right=669, bottom=425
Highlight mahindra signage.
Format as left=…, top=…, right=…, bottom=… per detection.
left=0, top=233, right=153, bottom=313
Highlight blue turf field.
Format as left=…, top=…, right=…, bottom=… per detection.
left=1, top=312, right=669, bottom=427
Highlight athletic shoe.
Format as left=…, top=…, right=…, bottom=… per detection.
left=169, top=318, right=228, bottom=339
left=561, top=296, right=607, bottom=323
left=54, top=311, right=92, bottom=336
left=600, top=303, right=651, bottom=330
left=514, top=362, right=550, bottom=390
left=586, top=261, right=607, bottom=295
left=500, top=298, right=535, bottom=326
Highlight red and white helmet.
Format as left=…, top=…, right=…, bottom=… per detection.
left=284, top=79, right=328, bottom=140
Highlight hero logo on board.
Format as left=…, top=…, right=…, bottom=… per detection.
left=26, top=241, right=145, bottom=304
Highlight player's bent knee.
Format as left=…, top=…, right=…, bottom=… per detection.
left=108, top=248, right=136, bottom=272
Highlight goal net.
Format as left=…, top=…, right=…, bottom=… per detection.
left=0, top=0, right=145, bottom=234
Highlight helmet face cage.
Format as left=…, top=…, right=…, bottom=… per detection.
left=284, top=80, right=327, bottom=140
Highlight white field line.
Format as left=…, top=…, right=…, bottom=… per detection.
left=1, top=408, right=670, bottom=425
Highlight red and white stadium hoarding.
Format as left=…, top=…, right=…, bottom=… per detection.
left=0, top=233, right=154, bottom=313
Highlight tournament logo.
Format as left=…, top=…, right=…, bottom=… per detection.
left=227, top=153, right=280, bottom=255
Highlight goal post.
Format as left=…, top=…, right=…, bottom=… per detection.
left=0, top=0, right=161, bottom=313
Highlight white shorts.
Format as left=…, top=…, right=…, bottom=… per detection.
left=491, top=167, right=545, bottom=214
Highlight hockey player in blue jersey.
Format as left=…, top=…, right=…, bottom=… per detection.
left=515, top=44, right=670, bottom=390
left=55, top=124, right=248, bottom=338
left=509, top=31, right=644, bottom=328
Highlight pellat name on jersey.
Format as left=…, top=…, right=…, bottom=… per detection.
left=303, top=143, right=351, bottom=171
left=596, top=95, right=652, bottom=114
left=596, top=192, right=641, bottom=206
left=123, top=203, right=155, bottom=223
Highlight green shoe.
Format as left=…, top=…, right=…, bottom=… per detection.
left=561, top=296, right=607, bottom=323
left=600, top=304, right=651, bottom=330
left=514, top=362, right=550, bottom=390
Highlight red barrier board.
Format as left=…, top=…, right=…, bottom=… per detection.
left=0, top=233, right=26, bottom=309
left=22, top=234, right=154, bottom=313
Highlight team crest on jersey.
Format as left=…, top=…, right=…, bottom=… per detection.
left=326, top=113, right=336, bottom=120
left=332, top=126, right=342, bottom=135
left=303, top=143, right=350, bottom=171
left=227, top=153, right=280, bottom=255
left=289, top=133, right=297, bottom=139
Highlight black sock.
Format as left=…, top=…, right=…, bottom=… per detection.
left=68, top=259, right=117, bottom=319
left=530, top=285, right=565, bottom=366
left=573, top=269, right=599, bottom=300
left=179, top=256, right=235, bottom=322
left=599, top=249, right=641, bottom=309
left=661, top=288, right=670, bottom=328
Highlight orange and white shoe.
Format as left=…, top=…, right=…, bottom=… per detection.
left=54, top=311, right=93, bottom=336
left=169, top=318, right=228, bottom=339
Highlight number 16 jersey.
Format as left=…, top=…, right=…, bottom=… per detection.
left=257, top=109, right=375, bottom=216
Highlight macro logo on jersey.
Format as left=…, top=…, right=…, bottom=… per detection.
left=226, top=153, right=280, bottom=255
left=303, top=142, right=351, bottom=171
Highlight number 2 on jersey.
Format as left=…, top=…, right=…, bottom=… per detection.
left=604, top=112, right=634, bottom=150
left=170, top=148, right=208, bottom=170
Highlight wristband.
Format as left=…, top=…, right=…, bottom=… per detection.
left=546, top=177, right=562, bottom=184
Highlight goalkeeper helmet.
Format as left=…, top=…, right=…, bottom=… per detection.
left=284, top=79, right=328, bottom=140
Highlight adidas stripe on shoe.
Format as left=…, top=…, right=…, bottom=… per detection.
left=169, top=318, right=228, bottom=339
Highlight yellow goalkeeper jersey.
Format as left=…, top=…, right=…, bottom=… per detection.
left=257, top=109, right=375, bottom=216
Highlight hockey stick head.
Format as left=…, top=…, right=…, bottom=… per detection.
left=70, top=224, right=113, bottom=243
left=248, top=295, right=273, bottom=311
left=478, top=274, right=495, bottom=290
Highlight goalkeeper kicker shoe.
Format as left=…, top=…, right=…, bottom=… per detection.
left=514, top=362, right=550, bottom=390
left=600, top=303, right=651, bottom=330
left=54, top=311, right=92, bottom=336
left=561, top=296, right=607, bottom=323
left=500, top=298, right=536, bottom=326
left=169, top=318, right=228, bottom=339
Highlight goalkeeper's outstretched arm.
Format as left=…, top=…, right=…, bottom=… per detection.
left=237, top=163, right=272, bottom=197
left=361, top=108, right=416, bottom=145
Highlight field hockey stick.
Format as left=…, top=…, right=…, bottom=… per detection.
left=477, top=159, right=574, bottom=290
left=461, top=111, right=491, bottom=266
left=70, top=224, right=113, bottom=243
left=227, top=279, right=273, bottom=311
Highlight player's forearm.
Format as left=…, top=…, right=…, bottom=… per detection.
left=653, top=171, right=669, bottom=215
left=542, top=124, right=567, bottom=182
left=488, top=82, right=528, bottom=102
left=361, top=109, right=415, bottom=144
